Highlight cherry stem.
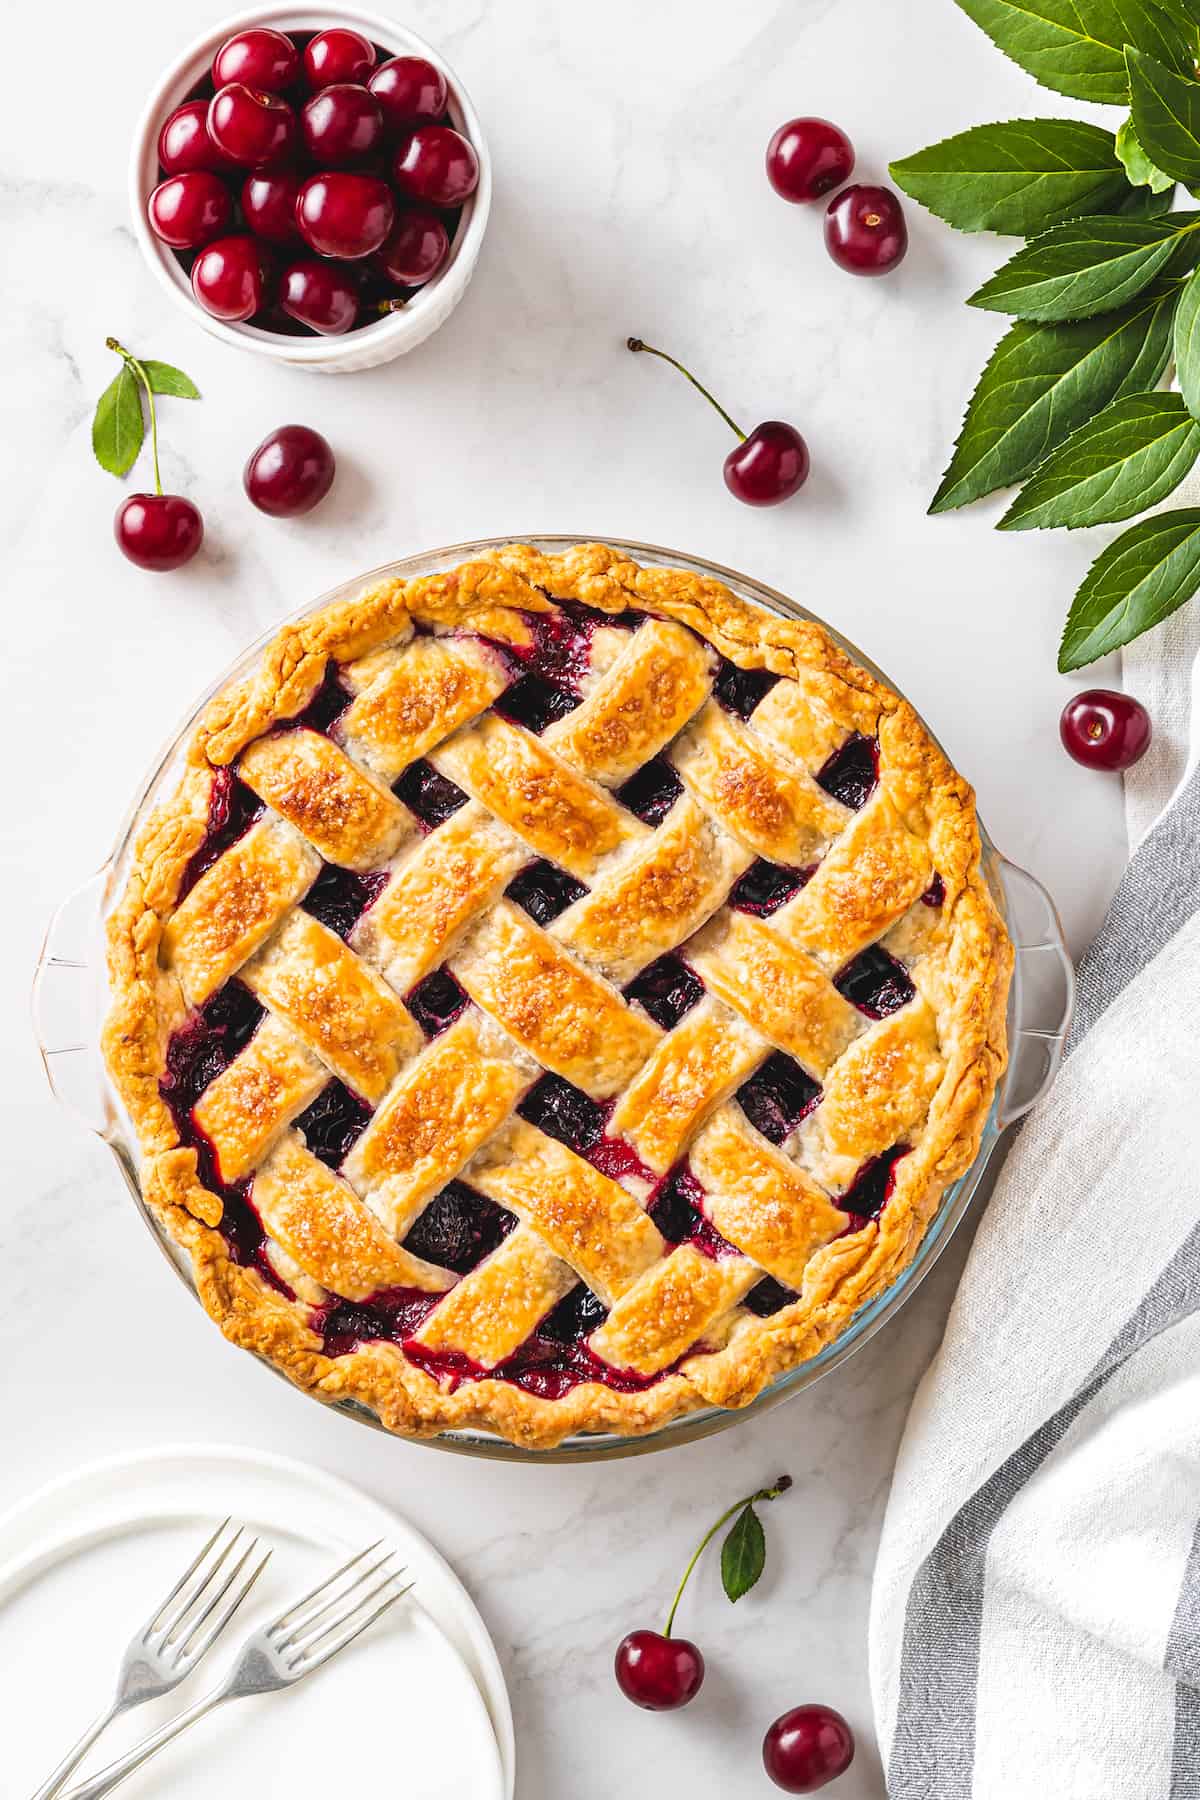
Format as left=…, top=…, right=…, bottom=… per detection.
left=626, top=336, right=747, bottom=442
left=662, top=1474, right=792, bottom=1639
left=107, top=336, right=162, bottom=495
left=376, top=298, right=408, bottom=314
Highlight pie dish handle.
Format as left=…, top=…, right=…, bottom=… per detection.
left=32, top=867, right=114, bottom=1140
left=993, top=856, right=1076, bottom=1131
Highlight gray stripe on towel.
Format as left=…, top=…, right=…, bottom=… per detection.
left=1168, top=1516, right=1200, bottom=1799
left=888, top=1220, right=1200, bottom=1800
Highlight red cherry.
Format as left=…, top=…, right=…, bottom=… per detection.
left=191, top=235, right=271, bottom=321
left=295, top=172, right=394, bottom=259
left=724, top=421, right=809, bottom=506
left=244, top=425, right=336, bottom=516
left=614, top=1632, right=704, bottom=1711
left=304, top=27, right=375, bottom=89
left=1060, top=689, right=1151, bottom=771
left=242, top=171, right=302, bottom=245
left=763, top=1706, right=855, bottom=1793
left=212, top=28, right=299, bottom=93
left=301, top=84, right=383, bottom=164
left=279, top=260, right=359, bottom=334
left=392, top=124, right=479, bottom=206
left=148, top=172, right=232, bottom=249
left=369, top=56, right=448, bottom=131
left=157, top=100, right=234, bottom=175
left=824, top=184, right=908, bottom=275
left=374, top=207, right=450, bottom=286
left=114, top=494, right=203, bottom=571
left=627, top=337, right=809, bottom=507
left=207, top=83, right=297, bottom=169
left=766, top=118, right=855, bottom=203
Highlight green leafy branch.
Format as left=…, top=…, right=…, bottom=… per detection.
left=890, top=0, right=1200, bottom=669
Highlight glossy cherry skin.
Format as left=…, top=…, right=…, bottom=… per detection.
left=1060, top=689, right=1152, bottom=771
left=301, top=84, right=383, bottom=163
left=392, top=124, right=479, bottom=205
left=767, top=117, right=854, bottom=202
left=244, top=425, right=336, bottom=516
left=374, top=207, right=450, bottom=286
left=824, top=184, right=908, bottom=275
left=191, top=235, right=271, bottom=321
left=148, top=172, right=232, bottom=249
left=614, top=1632, right=704, bottom=1711
left=295, top=172, right=394, bottom=258
left=212, top=27, right=299, bottom=93
left=279, top=259, right=359, bottom=334
left=207, top=83, right=297, bottom=169
left=114, top=494, right=203, bottom=571
left=763, top=1706, right=855, bottom=1793
left=158, top=100, right=233, bottom=175
left=369, top=55, right=448, bottom=131
left=241, top=171, right=302, bottom=245
left=303, top=27, right=375, bottom=88
left=724, top=421, right=810, bottom=505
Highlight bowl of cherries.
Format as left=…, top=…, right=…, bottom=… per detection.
left=131, top=6, right=491, bottom=371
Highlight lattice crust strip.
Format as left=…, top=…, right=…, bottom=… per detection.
left=103, top=542, right=1013, bottom=1451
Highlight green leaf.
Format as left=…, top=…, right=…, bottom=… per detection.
left=139, top=359, right=200, bottom=399
left=931, top=280, right=1179, bottom=511
left=91, top=365, right=144, bottom=477
left=999, top=390, right=1200, bottom=526
left=720, top=1504, right=766, bottom=1603
left=968, top=214, right=1197, bottom=320
left=890, top=119, right=1128, bottom=236
left=1174, top=263, right=1200, bottom=415
left=955, top=0, right=1195, bottom=104
left=1127, top=45, right=1200, bottom=185
left=1058, top=507, right=1200, bottom=666
left=1117, top=115, right=1176, bottom=191
left=1118, top=178, right=1178, bottom=213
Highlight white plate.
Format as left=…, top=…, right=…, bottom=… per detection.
left=0, top=1444, right=513, bottom=1799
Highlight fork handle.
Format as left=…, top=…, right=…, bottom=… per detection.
left=57, top=1692, right=226, bottom=1800
left=29, top=1702, right=120, bottom=1800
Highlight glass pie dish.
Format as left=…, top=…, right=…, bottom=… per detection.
left=33, top=537, right=1075, bottom=1462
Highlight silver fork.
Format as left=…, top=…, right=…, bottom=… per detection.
left=30, top=1518, right=269, bottom=1800
left=60, top=1544, right=411, bottom=1800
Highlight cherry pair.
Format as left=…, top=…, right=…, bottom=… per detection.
left=766, top=118, right=908, bottom=276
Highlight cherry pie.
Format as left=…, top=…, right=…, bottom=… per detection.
left=104, top=543, right=1012, bottom=1448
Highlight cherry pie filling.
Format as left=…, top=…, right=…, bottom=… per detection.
left=159, top=598, right=939, bottom=1403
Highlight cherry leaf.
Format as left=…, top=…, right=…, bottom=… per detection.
left=92, top=365, right=144, bottom=478
left=140, top=360, right=201, bottom=399
left=720, top=1503, right=766, bottom=1603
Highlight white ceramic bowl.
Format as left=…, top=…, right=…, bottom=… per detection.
left=129, top=5, right=492, bottom=372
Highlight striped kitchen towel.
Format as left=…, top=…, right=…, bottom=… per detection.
left=870, top=677, right=1200, bottom=1794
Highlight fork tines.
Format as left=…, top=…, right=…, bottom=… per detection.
left=267, top=1542, right=411, bottom=1669
left=143, top=1518, right=271, bottom=1669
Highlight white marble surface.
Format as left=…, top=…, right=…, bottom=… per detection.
left=3, top=1, right=1132, bottom=1794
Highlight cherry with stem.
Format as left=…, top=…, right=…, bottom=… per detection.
left=106, top=338, right=203, bottom=572
left=626, top=337, right=809, bottom=506
left=614, top=1473, right=792, bottom=1710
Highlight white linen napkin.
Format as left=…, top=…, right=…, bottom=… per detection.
left=869, top=630, right=1200, bottom=1798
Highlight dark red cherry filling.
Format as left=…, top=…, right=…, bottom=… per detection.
left=406, top=966, right=470, bottom=1038
left=315, top=1285, right=441, bottom=1358
left=505, top=859, right=587, bottom=924
left=840, top=1145, right=909, bottom=1225
left=588, top=1134, right=657, bottom=1186
left=817, top=732, right=879, bottom=810
left=744, top=1275, right=797, bottom=1317
left=624, top=954, right=705, bottom=1030
left=506, top=600, right=607, bottom=687
left=402, top=1180, right=516, bottom=1273
left=294, top=1080, right=372, bottom=1169
left=736, top=1052, right=821, bottom=1144
left=922, top=872, right=945, bottom=908
left=301, top=863, right=389, bottom=939
left=835, top=946, right=915, bottom=1018
left=729, top=858, right=812, bottom=917
left=493, top=673, right=579, bottom=734
left=392, top=758, right=468, bottom=829
left=283, top=660, right=352, bottom=735
left=713, top=656, right=779, bottom=720
left=649, top=1165, right=738, bottom=1260
left=161, top=979, right=265, bottom=1115
left=519, top=1072, right=608, bottom=1154
left=178, top=769, right=264, bottom=901
left=616, top=756, right=684, bottom=825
